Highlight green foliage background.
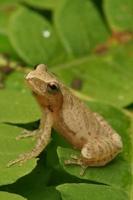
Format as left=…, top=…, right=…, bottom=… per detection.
left=0, top=0, right=133, bottom=199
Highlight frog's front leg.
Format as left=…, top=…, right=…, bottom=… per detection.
left=16, top=114, right=46, bottom=140
left=7, top=110, right=53, bottom=167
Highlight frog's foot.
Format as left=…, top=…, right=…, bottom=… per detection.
left=64, top=154, right=88, bottom=176
left=16, top=129, right=39, bottom=140
left=7, top=151, right=37, bottom=167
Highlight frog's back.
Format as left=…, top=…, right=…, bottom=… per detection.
left=61, top=90, right=91, bottom=139
left=54, top=86, right=122, bottom=150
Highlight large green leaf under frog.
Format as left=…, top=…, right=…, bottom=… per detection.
left=57, top=101, right=132, bottom=192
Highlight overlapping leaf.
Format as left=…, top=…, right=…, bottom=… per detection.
left=23, top=0, right=60, bottom=10
left=104, top=0, right=133, bottom=31
left=53, top=43, right=133, bottom=107
left=0, top=2, right=20, bottom=57
left=57, top=183, right=129, bottom=200
left=54, top=0, right=109, bottom=57
left=8, top=6, right=67, bottom=66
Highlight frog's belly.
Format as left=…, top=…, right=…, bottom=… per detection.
left=54, top=119, right=88, bottom=149
left=54, top=124, right=87, bottom=149
left=53, top=98, right=94, bottom=148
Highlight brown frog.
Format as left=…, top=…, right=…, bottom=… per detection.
left=8, top=64, right=123, bottom=175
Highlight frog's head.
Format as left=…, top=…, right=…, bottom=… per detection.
left=25, top=64, right=63, bottom=110
left=26, top=64, right=60, bottom=96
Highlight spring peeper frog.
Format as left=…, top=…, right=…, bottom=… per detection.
left=8, top=64, right=123, bottom=175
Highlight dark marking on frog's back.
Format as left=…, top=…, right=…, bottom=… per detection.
left=71, top=77, right=83, bottom=90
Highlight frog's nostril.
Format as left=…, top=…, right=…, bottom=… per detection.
left=25, top=72, right=34, bottom=80
left=25, top=74, right=30, bottom=80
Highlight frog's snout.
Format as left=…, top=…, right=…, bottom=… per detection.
left=25, top=72, right=33, bottom=81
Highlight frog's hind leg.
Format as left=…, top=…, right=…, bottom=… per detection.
left=64, top=136, right=122, bottom=175
left=64, top=139, right=104, bottom=175
left=81, top=136, right=122, bottom=167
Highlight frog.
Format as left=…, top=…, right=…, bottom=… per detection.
left=8, top=64, right=123, bottom=175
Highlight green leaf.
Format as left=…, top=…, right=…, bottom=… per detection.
left=104, top=0, right=133, bottom=32
left=0, top=71, right=40, bottom=123
left=0, top=89, right=40, bottom=123
left=0, top=0, right=21, bottom=6
left=0, top=34, right=17, bottom=58
left=0, top=123, right=36, bottom=185
left=0, top=2, right=19, bottom=34
left=8, top=6, right=67, bottom=66
left=0, top=2, right=20, bottom=57
left=53, top=43, right=133, bottom=107
left=23, top=0, right=60, bottom=10
left=57, top=183, right=129, bottom=200
left=0, top=192, right=26, bottom=200
left=5, top=71, right=27, bottom=91
left=54, top=0, right=109, bottom=57
left=57, top=101, right=131, bottom=190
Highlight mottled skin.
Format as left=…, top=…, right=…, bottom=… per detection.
left=8, top=64, right=123, bottom=175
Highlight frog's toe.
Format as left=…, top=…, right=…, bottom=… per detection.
left=16, top=129, right=39, bottom=140
left=79, top=165, right=88, bottom=176
left=70, top=154, right=79, bottom=160
left=7, top=152, right=32, bottom=167
left=7, top=157, right=22, bottom=167
left=7, top=155, right=24, bottom=167
left=64, top=156, right=82, bottom=165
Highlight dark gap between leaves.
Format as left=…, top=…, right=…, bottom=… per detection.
left=90, top=0, right=111, bottom=33
left=4, top=120, right=40, bottom=131
left=124, top=103, right=133, bottom=111
left=20, top=2, right=53, bottom=22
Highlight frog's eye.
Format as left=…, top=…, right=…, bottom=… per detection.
left=47, top=82, right=59, bottom=94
